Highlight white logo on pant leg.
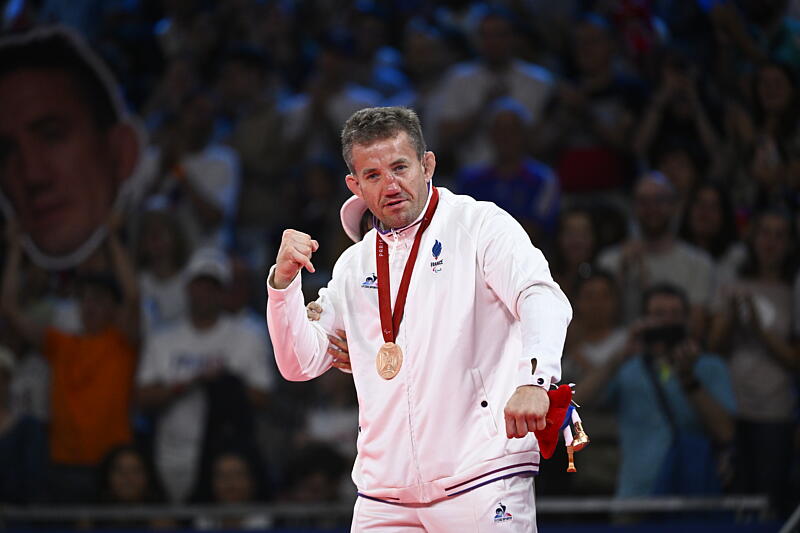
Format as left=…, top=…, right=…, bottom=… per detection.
left=493, top=502, right=513, bottom=524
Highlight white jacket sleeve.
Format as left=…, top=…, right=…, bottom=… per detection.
left=265, top=266, right=344, bottom=381
left=478, top=206, right=572, bottom=389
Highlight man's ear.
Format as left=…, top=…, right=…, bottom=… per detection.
left=422, top=151, right=436, bottom=182
left=108, top=122, right=140, bottom=187
left=345, top=174, right=362, bottom=197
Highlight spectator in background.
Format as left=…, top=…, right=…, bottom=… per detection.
left=240, top=1, right=305, bottom=90
left=222, top=255, right=268, bottom=326
left=456, top=98, right=560, bottom=246
left=0, top=257, right=51, bottom=422
left=0, top=347, right=46, bottom=504
left=280, top=442, right=348, bottom=505
left=0, top=28, right=142, bottom=268
left=575, top=284, right=736, bottom=499
left=282, top=33, right=380, bottom=163
left=710, top=0, right=800, bottom=70
left=388, top=21, right=453, bottom=158
left=349, top=4, right=409, bottom=100
left=533, top=14, right=644, bottom=196
left=633, top=50, right=724, bottom=181
left=724, top=62, right=800, bottom=211
left=96, top=445, right=167, bottom=504
left=135, top=204, right=190, bottom=336
left=90, top=445, right=173, bottom=529
left=551, top=207, right=599, bottom=300
left=283, top=159, right=348, bottom=274
left=651, top=139, right=704, bottom=212
left=215, top=47, right=287, bottom=234
left=136, top=88, right=240, bottom=251
left=194, top=449, right=272, bottom=530
left=142, top=54, right=200, bottom=133
left=301, top=371, right=359, bottom=463
left=729, top=62, right=800, bottom=156
left=2, top=329, right=49, bottom=423
left=598, top=172, right=714, bottom=335
left=750, top=135, right=798, bottom=212
left=153, top=3, right=221, bottom=71
left=563, top=271, right=627, bottom=383
left=752, top=62, right=800, bottom=147
left=136, top=247, right=272, bottom=503
left=437, top=6, right=555, bottom=169
left=709, top=209, right=799, bottom=516
left=556, top=270, right=625, bottom=495
left=678, top=181, right=745, bottom=283
left=1, top=217, right=139, bottom=503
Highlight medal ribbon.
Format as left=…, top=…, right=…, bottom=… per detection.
left=376, top=186, right=440, bottom=343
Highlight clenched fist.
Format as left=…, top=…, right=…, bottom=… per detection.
left=504, top=385, right=550, bottom=439
left=271, top=229, right=319, bottom=289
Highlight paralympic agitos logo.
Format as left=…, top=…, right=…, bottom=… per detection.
left=430, top=240, right=444, bottom=273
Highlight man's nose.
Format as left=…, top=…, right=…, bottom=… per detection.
left=384, top=174, right=401, bottom=193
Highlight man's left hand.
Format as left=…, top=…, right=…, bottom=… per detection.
left=504, top=385, right=550, bottom=439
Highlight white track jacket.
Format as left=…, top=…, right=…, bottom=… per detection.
left=267, top=187, right=572, bottom=504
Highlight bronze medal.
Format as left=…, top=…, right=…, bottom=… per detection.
left=374, top=186, right=439, bottom=381
left=376, top=342, right=403, bottom=380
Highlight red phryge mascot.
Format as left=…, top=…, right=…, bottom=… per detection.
left=534, top=384, right=590, bottom=472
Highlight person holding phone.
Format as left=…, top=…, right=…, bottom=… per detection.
left=574, top=283, right=736, bottom=498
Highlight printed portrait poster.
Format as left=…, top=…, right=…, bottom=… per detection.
left=0, top=26, right=146, bottom=269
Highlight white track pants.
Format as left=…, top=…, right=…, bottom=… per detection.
left=351, top=474, right=537, bottom=532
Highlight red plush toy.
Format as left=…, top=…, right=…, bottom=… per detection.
left=533, top=384, right=590, bottom=472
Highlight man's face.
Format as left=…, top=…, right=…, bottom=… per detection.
left=213, top=455, right=254, bottom=504
left=109, top=451, right=148, bottom=503
left=559, top=212, right=595, bottom=265
left=489, top=110, right=526, bottom=161
left=0, top=68, right=123, bottom=255
left=689, top=188, right=722, bottom=241
left=644, top=293, right=686, bottom=327
left=576, top=277, right=617, bottom=328
left=753, top=213, right=790, bottom=271
left=633, top=178, right=676, bottom=240
left=345, top=132, right=435, bottom=230
left=188, top=276, right=223, bottom=321
left=478, top=16, right=514, bottom=66
left=574, top=22, right=612, bottom=75
left=757, top=66, right=792, bottom=113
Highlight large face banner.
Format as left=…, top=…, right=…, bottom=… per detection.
left=0, top=26, right=145, bottom=270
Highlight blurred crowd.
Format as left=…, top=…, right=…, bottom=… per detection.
left=0, top=0, right=799, bottom=527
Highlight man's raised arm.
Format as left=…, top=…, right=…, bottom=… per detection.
left=266, top=229, right=342, bottom=381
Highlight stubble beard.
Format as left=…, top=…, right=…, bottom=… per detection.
left=380, top=199, right=425, bottom=231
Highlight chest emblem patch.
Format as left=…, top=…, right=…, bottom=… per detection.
left=430, top=240, right=444, bottom=273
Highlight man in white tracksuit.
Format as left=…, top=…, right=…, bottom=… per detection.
left=267, top=107, right=572, bottom=532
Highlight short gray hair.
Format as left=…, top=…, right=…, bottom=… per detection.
left=341, top=107, right=426, bottom=173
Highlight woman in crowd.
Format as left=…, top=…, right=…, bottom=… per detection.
left=709, top=209, right=799, bottom=515
left=551, top=207, right=599, bottom=301
left=678, top=181, right=744, bottom=283
left=194, top=449, right=272, bottom=530
left=91, top=445, right=173, bottom=529
left=727, top=62, right=800, bottom=211
left=545, top=270, right=624, bottom=495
